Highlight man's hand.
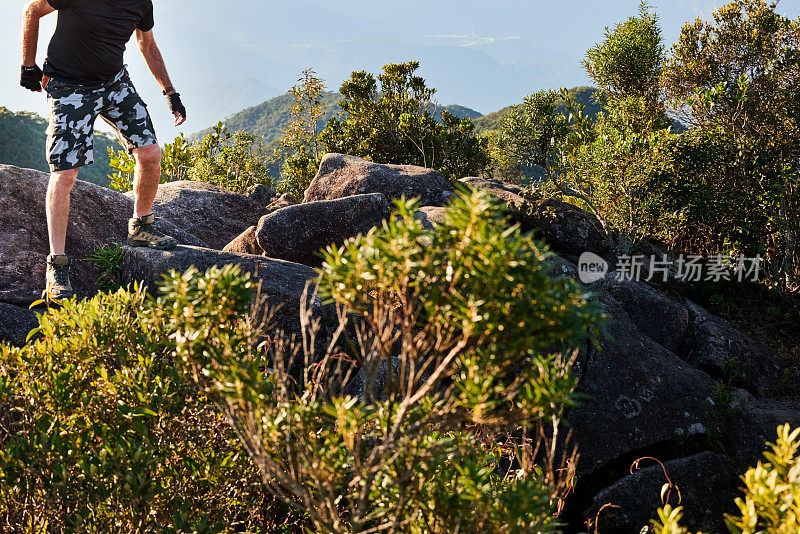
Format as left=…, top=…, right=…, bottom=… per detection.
left=20, top=64, right=44, bottom=92
left=166, top=92, right=186, bottom=126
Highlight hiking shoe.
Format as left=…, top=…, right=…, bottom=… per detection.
left=127, top=214, right=177, bottom=250
left=44, top=254, right=75, bottom=301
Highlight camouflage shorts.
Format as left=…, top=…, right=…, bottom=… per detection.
left=45, top=69, right=158, bottom=172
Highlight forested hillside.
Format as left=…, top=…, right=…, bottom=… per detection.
left=193, top=91, right=485, bottom=145
left=0, top=107, right=118, bottom=186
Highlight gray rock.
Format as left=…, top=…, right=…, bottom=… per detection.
left=256, top=193, right=392, bottom=267
left=126, top=181, right=265, bottom=250
left=682, top=301, right=785, bottom=396
left=266, top=193, right=299, bottom=214
left=246, top=183, right=277, bottom=206
left=458, top=176, right=610, bottom=258
left=567, top=292, right=721, bottom=475
left=414, top=206, right=446, bottom=230
left=305, top=153, right=456, bottom=206
left=600, top=277, right=690, bottom=353
left=459, top=177, right=526, bottom=209
left=223, top=226, right=262, bottom=255
left=120, top=245, right=326, bottom=336
left=0, top=165, right=203, bottom=306
left=724, top=392, right=800, bottom=469
left=584, top=452, right=738, bottom=534
left=0, top=303, right=40, bottom=347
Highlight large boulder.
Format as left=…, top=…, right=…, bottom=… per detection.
left=256, top=193, right=392, bottom=267
left=600, top=276, right=690, bottom=353
left=682, top=301, right=785, bottom=396
left=414, top=206, right=446, bottom=230
left=0, top=303, right=40, bottom=347
left=304, top=153, right=456, bottom=206
left=459, top=177, right=611, bottom=258
left=459, top=177, right=525, bottom=209
left=583, top=452, right=739, bottom=533
left=245, top=183, right=277, bottom=207
left=126, top=181, right=265, bottom=250
left=266, top=192, right=299, bottom=214
left=223, top=226, right=261, bottom=255
left=120, top=245, right=327, bottom=336
left=0, top=165, right=203, bottom=305
left=567, top=291, right=721, bottom=476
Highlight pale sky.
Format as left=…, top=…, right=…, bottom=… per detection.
left=2, top=0, right=798, bottom=137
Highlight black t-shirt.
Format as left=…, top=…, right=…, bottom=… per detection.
left=43, top=0, right=154, bottom=85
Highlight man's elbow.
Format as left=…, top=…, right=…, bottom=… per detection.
left=24, top=1, right=47, bottom=18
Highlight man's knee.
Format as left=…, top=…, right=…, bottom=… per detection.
left=49, top=169, right=79, bottom=190
left=133, top=144, right=162, bottom=167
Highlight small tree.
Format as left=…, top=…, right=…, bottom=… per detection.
left=278, top=68, right=326, bottom=198
left=663, top=0, right=800, bottom=286
left=320, top=61, right=491, bottom=181
left=584, top=0, right=668, bottom=132
left=495, top=90, right=571, bottom=179
left=107, top=123, right=273, bottom=194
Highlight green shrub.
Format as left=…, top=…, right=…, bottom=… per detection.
left=156, top=189, right=604, bottom=533
left=320, top=61, right=491, bottom=181
left=276, top=68, right=326, bottom=199
left=0, top=286, right=297, bottom=532
left=108, top=123, right=273, bottom=194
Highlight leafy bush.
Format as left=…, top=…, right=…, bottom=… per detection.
left=0, top=286, right=299, bottom=532
left=156, top=189, right=604, bottom=533
left=662, top=0, right=800, bottom=287
left=584, top=0, right=668, bottom=132
left=108, top=123, right=273, bottom=194
left=320, top=61, right=491, bottom=181
left=652, top=424, right=800, bottom=534
left=494, top=90, right=570, bottom=180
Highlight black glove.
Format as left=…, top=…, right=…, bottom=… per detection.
left=20, top=65, right=44, bottom=92
left=166, top=92, right=186, bottom=120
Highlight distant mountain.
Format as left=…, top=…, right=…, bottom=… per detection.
left=193, top=92, right=484, bottom=146
left=473, top=86, right=603, bottom=135
left=194, top=91, right=346, bottom=145
left=437, top=105, right=483, bottom=121
left=0, top=107, right=119, bottom=186
left=173, top=79, right=280, bottom=141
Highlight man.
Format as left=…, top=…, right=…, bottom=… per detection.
left=20, top=0, right=186, bottom=300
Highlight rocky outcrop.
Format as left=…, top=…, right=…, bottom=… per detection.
left=0, top=165, right=203, bottom=305
left=245, top=183, right=277, bottom=207
left=266, top=193, right=299, bottom=214
left=119, top=245, right=327, bottom=336
left=305, top=154, right=456, bottom=206
left=459, top=176, right=611, bottom=259
left=256, top=193, right=392, bottom=267
left=567, top=290, right=721, bottom=476
left=600, top=277, right=690, bottom=354
left=584, top=453, right=739, bottom=533
left=223, top=226, right=261, bottom=255
left=682, top=301, right=784, bottom=395
left=0, top=303, right=39, bottom=347
left=126, top=181, right=265, bottom=249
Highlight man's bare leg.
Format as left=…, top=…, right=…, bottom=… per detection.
left=46, top=168, right=79, bottom=256
left=127, top=143, right=176, bottom=249
left=131, top=143, right=162, bottom=217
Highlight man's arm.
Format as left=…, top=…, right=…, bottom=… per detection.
left=20, top=0, right=55, bottom=92
left=135, top=29, right=186, bottom=126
